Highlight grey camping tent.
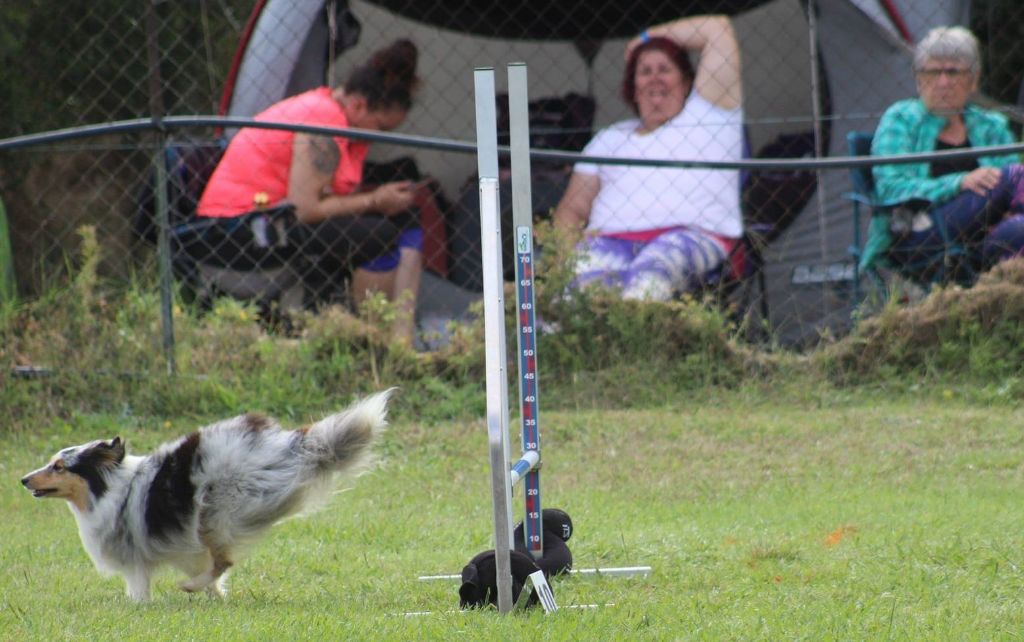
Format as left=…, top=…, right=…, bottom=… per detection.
left=218, top=0, right=978, bottom=345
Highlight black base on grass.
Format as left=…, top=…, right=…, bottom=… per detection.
left=459, top=508, right=574, bottom=610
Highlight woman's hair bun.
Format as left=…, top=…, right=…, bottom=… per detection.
left=346, top=38, right=420, bottom=110
left=369, top=38, right=418, bottom=87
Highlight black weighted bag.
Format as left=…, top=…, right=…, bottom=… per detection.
left=459, top=549, right=543, bottom=609
left=513, top=508, right=573, bottom=578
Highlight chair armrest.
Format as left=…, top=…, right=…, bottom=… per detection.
left=843, top=191, right=931, bottom=211
left=841, top=191, right=873, bottom=206
left=875, top=197, right=932, bottom=211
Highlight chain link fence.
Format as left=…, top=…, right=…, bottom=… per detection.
left=3, top=0, right=1024, bottom=363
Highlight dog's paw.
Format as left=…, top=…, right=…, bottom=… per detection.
left=205, top=580, right=226, bottom=599
left=179, top=573, right=213, bottom=593
left=124, top=573, right=152, bottom=602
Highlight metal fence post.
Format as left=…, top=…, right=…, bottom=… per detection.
left=146, top=0, right=176, bottom=375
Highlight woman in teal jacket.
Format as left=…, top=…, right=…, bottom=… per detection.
left=867, top=26, right=1024, bottom=277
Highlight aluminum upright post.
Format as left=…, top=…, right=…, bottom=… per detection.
left=474, top=66, right=515, bottom=614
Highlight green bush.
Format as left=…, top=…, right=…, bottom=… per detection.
left=11, top=226, right=1024, bottom=435
left=0, top=225, right=767, bottom=431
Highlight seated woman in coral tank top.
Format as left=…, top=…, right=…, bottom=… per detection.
left=198, top=39, right=423, bottom=344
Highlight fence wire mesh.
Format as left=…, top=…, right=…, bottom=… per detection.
left=3, top=0, right=1024, bottom=367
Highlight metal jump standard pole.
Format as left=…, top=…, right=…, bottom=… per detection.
left=473, top=63, right=552, bottom=615
left=474, top=66, right=516, bottom=614
left=429, top=64, right=645, bottom=616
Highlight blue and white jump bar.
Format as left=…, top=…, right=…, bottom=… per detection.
left=509, top=449, right=540, bottom=486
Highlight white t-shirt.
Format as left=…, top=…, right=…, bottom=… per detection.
left=574, top=93, right=744, bottom=238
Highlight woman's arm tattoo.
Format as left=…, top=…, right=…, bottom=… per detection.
left=309, top=135, right=340, bottom=175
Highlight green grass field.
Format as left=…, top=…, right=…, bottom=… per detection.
left=3, top=385, right=1023, bottom=640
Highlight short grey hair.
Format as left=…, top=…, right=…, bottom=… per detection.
left=913, top=26, right=981, bottom=75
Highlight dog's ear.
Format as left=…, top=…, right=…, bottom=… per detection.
left=106, top=437, right=125, bottom=462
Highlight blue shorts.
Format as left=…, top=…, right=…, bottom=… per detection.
left=361, top=227, right=423, bottom=273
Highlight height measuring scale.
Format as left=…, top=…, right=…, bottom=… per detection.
left=507, top=63, right=544, bottom=563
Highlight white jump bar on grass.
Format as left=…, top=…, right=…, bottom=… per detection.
left=417, top=565, right=652, bottom=581
left=398, top=604, right=611, bottom=616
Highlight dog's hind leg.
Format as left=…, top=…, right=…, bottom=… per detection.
left=179, top=554, right=232, bottom=594
left=180, top=507, right=235, bottom=595
left=179, top=535, right=234, bottom=595
left=124, top=566, right=152, bottom=602
left=177, top=551, right=221, bottom=597
left=206, top=572, right=229, bottom=599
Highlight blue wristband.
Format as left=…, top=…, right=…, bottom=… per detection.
left=640, top=29, right=651, bottom=43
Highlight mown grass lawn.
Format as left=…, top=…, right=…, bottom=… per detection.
left=2, top=385, right=1023, bottom=640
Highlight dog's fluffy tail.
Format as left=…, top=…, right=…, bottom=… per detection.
left=190, top=390, right=395, bottom=543
left=301, top=388, right=393, bottom=476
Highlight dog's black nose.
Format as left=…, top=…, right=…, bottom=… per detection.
left=21, top=477, right=30, bottom=487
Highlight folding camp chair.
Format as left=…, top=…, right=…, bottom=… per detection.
left=701, top=131, right=817, bottom=339
left=137, top=139, right=304, bottom=314
left=170, top=208, right=306, bottom=313
left=845, top=130, right=975, bottom=306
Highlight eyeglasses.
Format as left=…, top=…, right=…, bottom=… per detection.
left=916, top=67, right=973, bottom=80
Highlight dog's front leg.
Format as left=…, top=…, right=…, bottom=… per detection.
left=123, top=567, right=152, bottom=602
